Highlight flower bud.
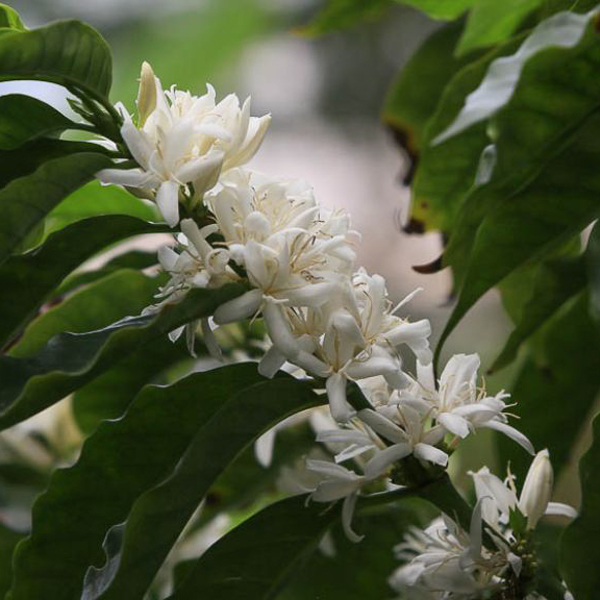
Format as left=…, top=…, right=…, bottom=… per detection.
left=136, top=61, right=157, bottom=127
left=518, top=449, right=553, bottom=530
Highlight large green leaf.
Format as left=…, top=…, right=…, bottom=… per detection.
left=0, top=152, right=112, bottom=266
left=410, top=34, right=525, bottom=231
left=456, top=0, right=543, bottom=56
left=10, top=269, right=161, bottom=358
left=394, top=0, right=476, bottom=20
left=382, top=21, right=472, bottom=162
left=0, top=283, right=246, bottom=430
left=300, top=0, right=392, bottom=36
left=0, top=4, right=26, bottom=30
left=0, top=95, right=77, bottom=150
left=0, top=20, right=112, bottom=99
left=44, top=180, right=159, bottom=238
left=168, top=475, right=468, bottom=600
left=7, top=364, right=268, bottom=600
left=83, top=377, right=323, bottom=600
left=435, top=10, right=595, bottom=143
left=491, top=255, right=586, bottom=372
left=561, top=411, right=600, bottom=599
left=0, top=522, right=24, bottom=598
left=586, top=220, right=600, bottom=322
left=498, top=295, right=600, bottom=482
left=168, top=495, right=341, bottom=600
left=0, top=216, right=166, bottom=349
left=280, top=501, right=431, bottom=600
left=437, top=117, right=600, bottom=358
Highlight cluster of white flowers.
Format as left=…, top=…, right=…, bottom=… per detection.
left=389, top=450, right=576, bottom=599
left=98, top=65, right=577, bottom=600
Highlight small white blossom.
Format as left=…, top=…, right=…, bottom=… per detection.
left=98, top=62, right=270, bottom=226
left=470, top=451, right=577, bottom=533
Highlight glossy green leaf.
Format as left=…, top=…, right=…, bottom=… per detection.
left=498, top=295, right=600, bottom=481
left=83, top=377, right=323, bottom=600
left=456, top=0, right=542, bottom=56
left=437, top=111, right=600, bottom=359
left=0, top=4, right=25, bottom=30
left=586, top=220, right=600, bottom=322
left=0, top=20, right=112, bottom=98
left=0, top=152, right=112, bottom=266
left=300, top=0, right=392, bottom=36
left=0, top=522, right=24, bottom=598
left=44, top=180, right=159, bottom=238
left=435, top=10, right=594, bottom=144
left=8, top=364, right=267, bottom=600
left=491, top=256, right=586, bottom=372
left=10, top=269, right=160, bottom=358
left=54, top=250, right=158, bottom=299
left=169, top=495, right=341, bottom=600
left=411, top=34, right=525, bottom=231
left=383, top=21, right=471, bottom=160
left=280, top=501, right=431, bottom=600
left=0, top=95, right=77, bottom=150
left=0, top=216, right=166, bottom=349
left=561, top=410, right=600, bottom=599
left=394, top=0, right=476, bottom=20
left=0, top=283, right=246, bottom=430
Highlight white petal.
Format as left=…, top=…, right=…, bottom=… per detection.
left=96, top=167, right=151, bottom=188
left=258, top=346, right=286, bottom=379
left=482, top=420, right=535, bottom=455
left=440, top=354, right=480, bottom=401
left=156, top=180, right=180, bottom=227
left=213, top=289, right=263, bottom=324
left=255, top=428, right=276, bottom=468
left=326, top=373, right=356, bottom=423
left=201, top=318, right=222, bottom=361
left=262, top=301, right=300, bottom=360
left=342, top=493, right=364, bottom=543
left=357, top=409, right=406, bottom=444
left=413, top=443, right=448, bottom=467
left=363, top=443, right=411, bottom=479
left=545, top=502, right=577, bottom=519
left=437, top=412, right=471, bottom=439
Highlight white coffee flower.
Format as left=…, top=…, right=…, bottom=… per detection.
left=470, top=451, right=577, bottom=532
left=98, top=62, right=270, bottom=226
left=389, top=504, right=510, bottom=600
left=405, top=354, right=534, bottom=454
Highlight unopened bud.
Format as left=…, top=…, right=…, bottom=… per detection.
left=518, top=449, right=553, bottom=530
left=136, top=61, right=157, bottom=126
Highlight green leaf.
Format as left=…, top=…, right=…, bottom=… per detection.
left=586, top=220, right=600, bottom=322
left=0, top=4, right=25, bottom=31
left=411, top=34, right=525, bottom=231
left=0, top=20, right=112, bottom=99
left=498, top=294, right=600, bottom=481
left=561, top=410, right=600, bottom=599
left=300, top=0, right=392, bottom=36
left=7, top=364, right=268, bottom=600
left=0, top=152, right=112, bottom=266
left=456, top=0, right=543, bottom=56
left=491, top=255, right=586, bottom=372
left=0, top=95, right=78, bottom=150
left=435, top=10, right=594, bottom=143
left=437, top=113, right=600, bottom=360
left=0, top=283, right=246, bottom=430
left=44, top=180, right=159, bottom=239
left=280, top=501, right=431, bottom=600
left=394, top=0, right=476, bottom=20
left=169, top=495, right=341, bottom=600
left=382, top=21, right=472, bottom=159
left=83, top=376, right=324, bottom=600
left=0, top=522, right=24, bottom=598
left=54, top=250, right=158, bottom=300
left=0, top=216, right=166, bottom=349
left=10, top=269, right=161, bottom=358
